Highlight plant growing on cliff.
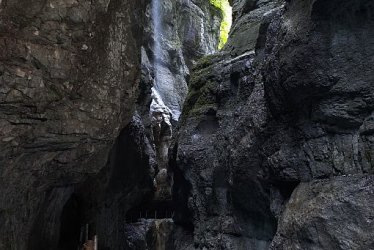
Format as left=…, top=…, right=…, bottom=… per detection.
left=210, top=0, right=232, bottom=49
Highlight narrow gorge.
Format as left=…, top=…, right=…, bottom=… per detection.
left=0, top=0, right=373, bottom=250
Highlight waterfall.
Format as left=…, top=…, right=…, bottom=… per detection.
left=150, top=0, right=173, bottom=201
left=150, top=0, right=180, bottom=122
left=152, top=0, right=161, bottom=76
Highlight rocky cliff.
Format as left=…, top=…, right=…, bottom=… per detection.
left=1, top=0, right=374, bottom=249
left=0, top=0, right=221, bottom=249
left=172, top=0, right=374, bottom=249
left=0, top=0, right=146, bottom=249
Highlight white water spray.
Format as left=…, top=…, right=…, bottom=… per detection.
left=150, top=0, right=181, bottom=122
left=152, top=0, right=162, bottom=76
left=150, top=0, right=172, bottom=126
left=150, top=0, right=173, bottom=201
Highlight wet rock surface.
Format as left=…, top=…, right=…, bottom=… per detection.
left=0, top=0, right=146, bottom=249
left=29, top=114, right=156, bottom=250
left=140, top=0, right=222, bottom=121
left=0, top=0, right=222, bottom=249
left=173, top=0, right=374, bottom=249
left=124, top=219, right=174, bottom=250
left=271, top=175, right=374, bottom=250
left=1, top=0, right=374, bottom=249
left=139, top=0, right=223, bottom=211
left=139, top=0, right=222, bottom=123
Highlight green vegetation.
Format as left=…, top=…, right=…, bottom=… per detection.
left=181, top=54, right=221, bottom=120
left=210, top=0, right=232, bottom=50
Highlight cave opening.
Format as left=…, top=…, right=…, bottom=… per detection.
left=57, top=194, right=82, bottom=250
left=273, top=180, right=301, bottom=200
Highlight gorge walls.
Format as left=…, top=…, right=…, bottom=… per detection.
left=0, top=0, right=146, bottom=249
left=0, top=0, right=223, bottom=249
left=138, top=0, right=223, bottom=200
left=1, top=0, right=374, bottom=249
left=172, top=0, right=374, bottom=249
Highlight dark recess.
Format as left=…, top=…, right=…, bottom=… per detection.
left=58, top=195, right=82, bottom=250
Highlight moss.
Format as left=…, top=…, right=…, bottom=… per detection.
left=189, top=104, right=217, bottom=116
left=181, top=52, right=228, bottom=120
left=193, top=54, right=220, bottom=71
left=210, top=0, right=232, bottom=49
left=182, top=75, right=219, bottom=119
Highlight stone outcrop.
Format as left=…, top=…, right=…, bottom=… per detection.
left=1, top=0, right=374, bottom=249
left=271, top=175, right=374, bottom=249
left=82, top=114, right=156, bottom=250
left=0, top=0, right=146, bottom=249
left=172, top=0, right=374, bottom=249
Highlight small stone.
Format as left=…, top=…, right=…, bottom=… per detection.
left=15, top=68, right=26, bottom=78
left=2, top=137, right=14, bottom=142
left=81, top=44, right=89, bottom=50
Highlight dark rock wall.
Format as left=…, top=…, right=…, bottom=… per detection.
left=271, top=175, right=374, bottom=249
left=0, top=0, right=222, bottom=249
left=173, top=1, right=284, bottom=248
left=265, top=0, right=374, bottom=248
left=264, top=0, right=374, bottom=180
left=87, top=115, right=156, bottom=250
left=0, top=0, right=146, bottom=249
left=123, top=219, right=174, bottom=250
left=173, top=0, right=374, bottom=249
left=1, top=0, right=373, bottom=249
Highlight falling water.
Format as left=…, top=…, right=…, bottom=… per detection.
left=150, top=0, right=173, bottom=201
left=152, top=0, right=161, bottom=76
left=150, top=0, right=177, bottom=123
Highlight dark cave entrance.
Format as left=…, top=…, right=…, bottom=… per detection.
left=125, top=200, right=174, bottom=223
left=273, top=180, right=300, bottom=200
left=58, top=194, right=82, bottom=250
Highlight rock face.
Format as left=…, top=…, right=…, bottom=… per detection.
left=0, top=0, right=146, bottom=249
left=28, top=114, right=156, bottom=250
left=173, top=0, right=374, bottom=249
left=271, top=175, right=374, bottom=250
left=140, top=0, right=222, bottom=122
left=172, top=0, right=284, bottom=248
left=139, top=0, right=223, bottom=202
left=124, top=219, right=174, bottom=250
left=0, top=0, right=222, bottom=248
left=2, top=0, right=374, bottom=249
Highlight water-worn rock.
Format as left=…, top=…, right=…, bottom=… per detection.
left=173, top=0, right=374, bottom=249
left=141, top=0, right=222, bottom=121
left=2, top=0, right=374, bottom=249
left=271, top=175, right=374, bottom=250
left=0, top=0, right=223, bottom=248
left=0, top=0, right=146, bottom=249
left=263, top=0, right=374, bottom=181
left=172, top=1, right=283, bottom=248
left=124, top=219, right=174, bottom=250
left=139, top=0, right=223, bottom=203
left=28, top=114, right=157, bottom=250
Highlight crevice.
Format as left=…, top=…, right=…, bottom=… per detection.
left=57, top=194, right=82, bottom=250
